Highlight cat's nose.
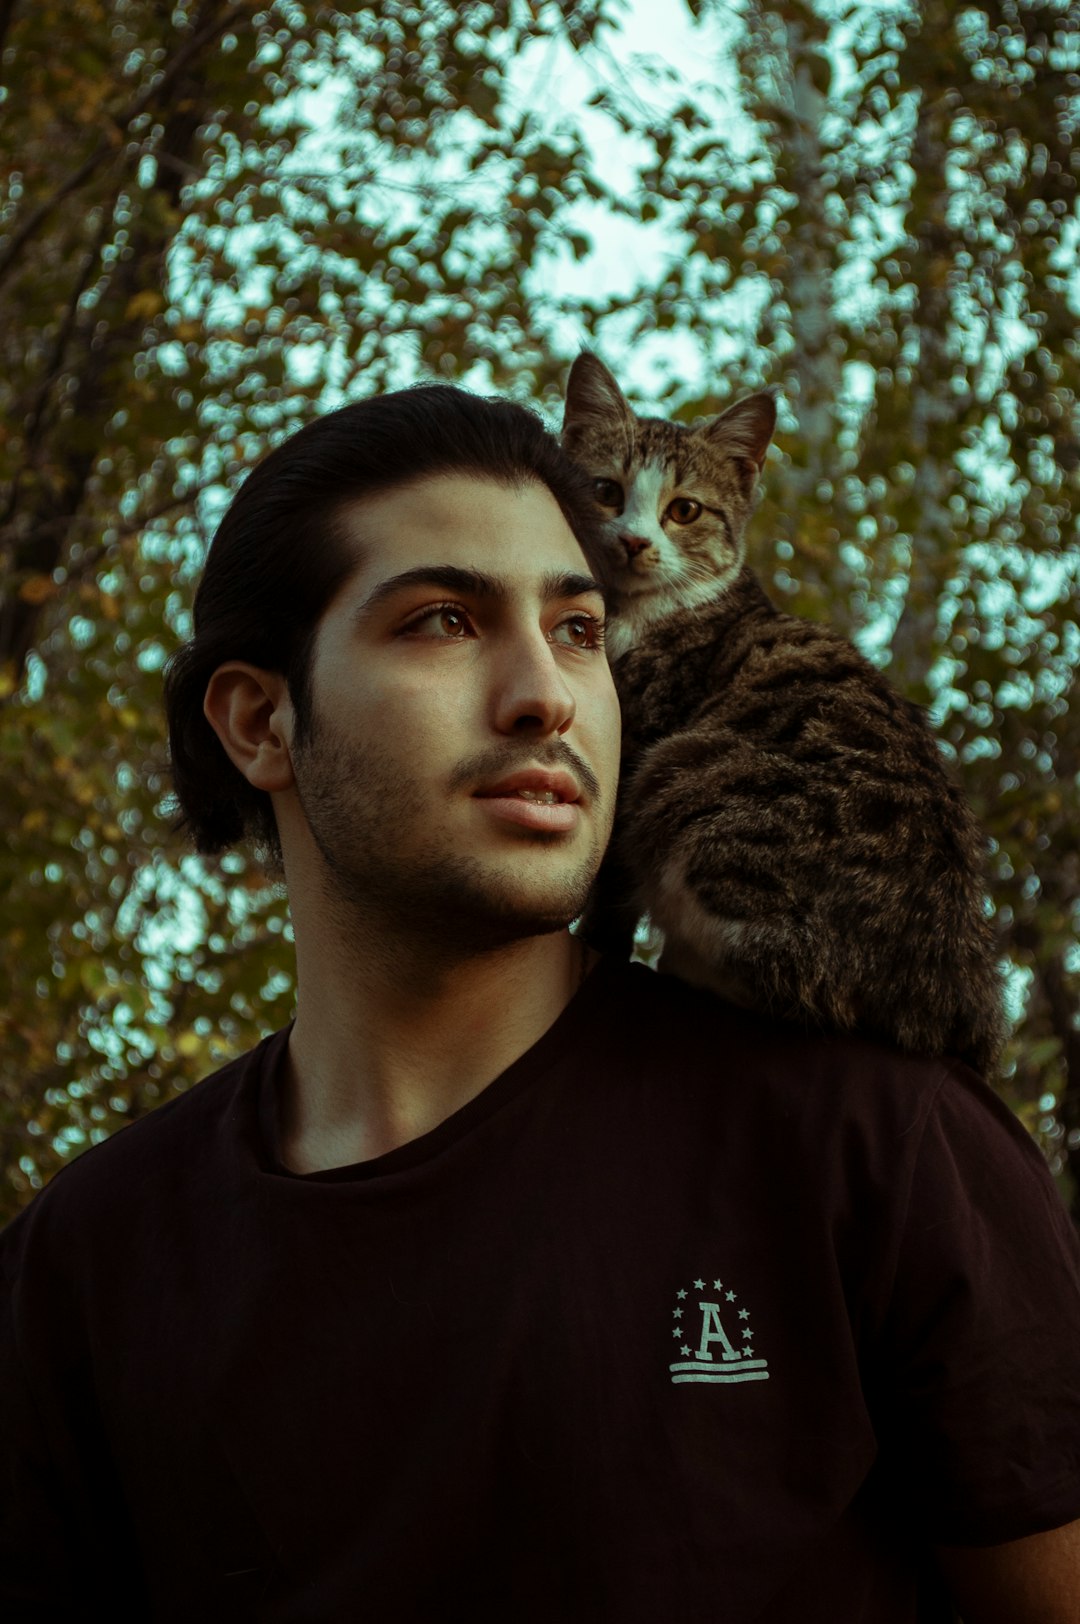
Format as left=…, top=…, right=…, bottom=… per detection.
left=620, top=532, right=652, bottom=560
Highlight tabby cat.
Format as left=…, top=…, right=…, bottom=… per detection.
left=562, top=352, right=1006, bottom=1075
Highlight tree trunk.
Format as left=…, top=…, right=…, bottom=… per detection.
left=887, top=12, right=965, bottom=698
left=0, top=2, right=243, bottom=687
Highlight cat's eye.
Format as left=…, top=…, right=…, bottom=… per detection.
left=592, top=478, right=623, bottom=512
left=667, top=497, right=702, bottom=525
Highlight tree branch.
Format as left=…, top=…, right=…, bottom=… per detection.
left=0, top=0, right=255, bottom=286
left=0, top=0, right=20, bottom=74
left=0, top=481, right=212, bottom=580
left=17, top=206, right=118, bottom=471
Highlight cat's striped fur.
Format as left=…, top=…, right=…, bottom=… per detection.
left=563, top=352, right=1006, bottom=1074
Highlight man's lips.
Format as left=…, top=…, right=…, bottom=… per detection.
left=473, top=769, right=582, bottom=805
left=473, top=769, right=582, bottom=833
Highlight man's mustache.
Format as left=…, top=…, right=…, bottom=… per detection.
left=449, top=741, right=602, bottom=805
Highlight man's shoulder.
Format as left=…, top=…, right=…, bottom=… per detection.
left=603, top=961, right=1054, bottom=1222
left=607, top=958, right=959, bottom=1120
left=1, top=1026, right=286, bottom=1266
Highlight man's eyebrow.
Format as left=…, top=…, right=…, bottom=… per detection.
left=543, top=569, right=608, bottom=605
left=354, top=564, right=607, bottom=621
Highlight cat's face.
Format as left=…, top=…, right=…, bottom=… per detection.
left=562, top=354, right=776, bottom=650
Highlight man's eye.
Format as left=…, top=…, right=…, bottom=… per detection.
left=405, top=604, right=473, bottom=638
left=553, top=613, right=604, bottom=650
left=593, top=478, right=623, bottom=512
left=666, top=497, right=703, bottom=525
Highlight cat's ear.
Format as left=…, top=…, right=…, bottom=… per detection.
left=702, top=389, right=778, bottom=476
left=562, top=352, right=634, bottom=443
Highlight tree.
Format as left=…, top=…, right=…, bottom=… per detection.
left=883, top=0, right=1080, bottom=1195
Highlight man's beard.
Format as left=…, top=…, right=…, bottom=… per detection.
left=290, top=717, right=607, bottom=955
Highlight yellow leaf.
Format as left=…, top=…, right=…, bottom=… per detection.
left=100, top=593, right=120, bottom=621
left=176, top=1032, right=201, bottom=1058
left=125, top=290, right=165, bottom=322
left=119, top=707, right=140, bottom=729
left=22, top=809, right=47, bottom=833
left=18, top=573, right=58, bottom=604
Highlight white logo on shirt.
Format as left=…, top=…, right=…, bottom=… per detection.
left=668, top=1276, right=770, bottom=1385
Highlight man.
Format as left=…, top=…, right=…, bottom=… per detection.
left=2, top=383, right=1079, bottom=1622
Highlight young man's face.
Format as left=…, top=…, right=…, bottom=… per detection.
left=285, top=472, right=622, bottom=947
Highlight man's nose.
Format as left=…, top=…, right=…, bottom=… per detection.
left=491, top=633, right=576, bottom=737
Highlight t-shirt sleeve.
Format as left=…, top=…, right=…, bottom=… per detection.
left=0, top=1269, right=80, bottom=1619
left=0, top=1244, right=147, bottom=1622
left=875, top=1066, right=1080, bottom=1546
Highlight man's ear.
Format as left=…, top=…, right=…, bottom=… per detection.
left=203, top=662, right=296, bottom=793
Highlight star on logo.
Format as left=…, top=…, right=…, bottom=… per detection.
left=672, top=1308, right=683, bottom=1319
left=677, top=1289, right=687, bottom=1300
left=681, top=1345, right=691, bottom=1357
left=672, top=1327, right=682, bottom=1339
left=738, top=1308, right=750, bottom=1320
left=742, top=1327, right=753, bottom=1339
left=712, top=1279, right=722, bottom=1290
left=725, top=1290, right=736, bottom=1302
left=693, top=1279, right=705, bottom=1289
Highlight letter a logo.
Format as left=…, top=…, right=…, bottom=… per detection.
left=695, top=1301, right=740, bottom=1363
left=668, top=1273, right=769, bottom=1385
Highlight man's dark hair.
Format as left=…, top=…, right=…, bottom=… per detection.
left=163, top=382, right=604, bottom=870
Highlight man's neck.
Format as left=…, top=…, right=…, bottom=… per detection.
left=279, top=926, right=592, bottom=1175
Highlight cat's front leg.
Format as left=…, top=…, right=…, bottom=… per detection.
left=621, top=726, right=817, bottom=1024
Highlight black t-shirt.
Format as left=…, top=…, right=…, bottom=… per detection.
left=3, top=959, right=1080, bottom=1622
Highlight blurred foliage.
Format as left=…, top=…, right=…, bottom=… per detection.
left=1, top=0, right=1078, bottom=1225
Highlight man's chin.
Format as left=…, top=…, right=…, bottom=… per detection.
left=442, top=884, right=591, bottom=951
left=412, top=860, right=597, bottom=950
left=315, top=843, right=601, bottom=952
